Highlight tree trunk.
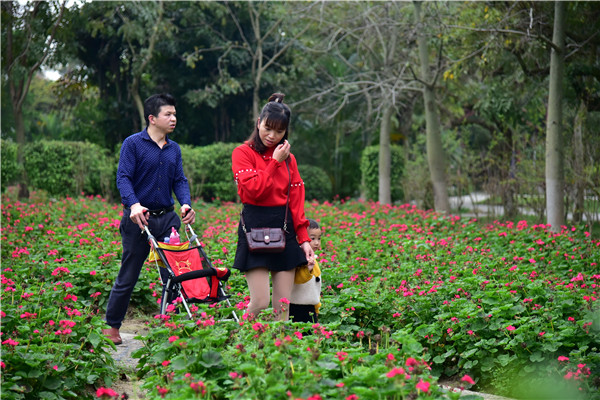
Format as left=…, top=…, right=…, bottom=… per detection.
left=572, top=100, right=586, bottom=223
left=250, top=2, right=262, bottom=120
left=14, top=107, right=29, bottom=198
left=414, top=1, right=450, bottom=213
left=378, top=104, right=393, bottom=204
left=131, top=77, right=145, bottom=131
left=545, top=1, right=566, bottom=231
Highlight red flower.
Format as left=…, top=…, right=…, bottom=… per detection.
left=461, top=374, right=475, bottom=385
left=96, top=387, right=119, bottom=399
left=415, top=379, right=430, bottom=392
left=386, top=367, right=406, bottom=378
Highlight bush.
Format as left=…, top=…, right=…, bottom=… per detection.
left=360, top=145, right=405, bottom=202
left=181, top=143, right=238, bottom=202
left=23, top=140, right=116, bottom=198
left=299, top=164, right=332, bottom=201
left=1, top=139, right=21, bottom=191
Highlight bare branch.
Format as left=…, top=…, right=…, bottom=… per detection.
left=446, top=24, right=557, bottom=52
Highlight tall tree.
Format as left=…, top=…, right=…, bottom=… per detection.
left=413, top=1, right=450, bottom=213
left=179, top=1, right=310, bottom=142
left=293, top=2, right=414, bottom=203
left=545, top=1, right=566, bottom=231
left=116, top=0, right=168, bottom=130
left=1, top=0, right=66, bottom=197
left=228, top=2, right=313, bottom=119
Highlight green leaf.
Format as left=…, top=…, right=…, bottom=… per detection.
left=316, top=361, right=338, bottom=370
left=462, top=348, right=478, bottom=358
left=530, top=351, right=544, bottom=362
left=496, top=354, right=513, bottom=367
left=433, top=355, right=446, bottom=364
left=88, top=332, right=102, bottom=348
left=199, top=351, right=223, bottom=368
left=38, top=393, right=58, bottom=400
left=172, top=355, right=195, bottom=370
left=482, top=296, right=499, bottom=305
left=43, top=377, right=62, bottom=390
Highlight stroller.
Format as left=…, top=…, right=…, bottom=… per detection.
left=145, top=224, right=238, bottom=322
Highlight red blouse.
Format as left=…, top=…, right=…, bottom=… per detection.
left=232, top=143, right=309, bottom=244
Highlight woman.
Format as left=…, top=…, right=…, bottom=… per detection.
left=232, top=93, right=314, bottom=320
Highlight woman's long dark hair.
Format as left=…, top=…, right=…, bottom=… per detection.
left=247, top=93, right=291, bottom=153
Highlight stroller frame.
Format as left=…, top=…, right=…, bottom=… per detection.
left=145, top=224, right=238, bottom=322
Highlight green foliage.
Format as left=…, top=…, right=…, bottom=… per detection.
left=180, top=142, right=238, bottom=202
left=360, top=145, right=404, bottom=203
left=1, top=194, right=599, bottom=399
left=1, top=139, right=21, bottom=191
left=298, top=164, right=332, bottom=202
left=23, top=140, right=116, bottom=198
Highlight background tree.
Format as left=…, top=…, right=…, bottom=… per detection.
left=1, top=0, right=67, bottom=197
left=293, top=2, right=414, bottom=203
left=116, top=0, right=168, bottom=130
left=413, top=1, right=450, bottom=213
left=545, top=1, right=566, bottom=231
left=2, top=1, right=599, bottom=225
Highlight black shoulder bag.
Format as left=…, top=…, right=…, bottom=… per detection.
left=240, top=159, right=290, bottom=253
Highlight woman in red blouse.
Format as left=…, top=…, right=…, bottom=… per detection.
left=232, top=93, right=315, bottom=320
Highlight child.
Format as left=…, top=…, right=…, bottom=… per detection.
left=289, top=219, right=322, bottom=323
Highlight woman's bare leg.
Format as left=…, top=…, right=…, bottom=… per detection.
left=244, top=268, right=271, bottom=319
left=272, top=269, right=296, bottom=320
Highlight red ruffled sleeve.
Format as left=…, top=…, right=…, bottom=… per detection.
left=287, top=155, right=309, bottom=244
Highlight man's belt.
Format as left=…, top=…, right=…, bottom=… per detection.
left=124, top=205, right=174, bottom=216
left=147, top=206, right=174, bottom=216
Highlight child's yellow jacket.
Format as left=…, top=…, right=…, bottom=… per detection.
left=290, top=261, right=322, bottom=313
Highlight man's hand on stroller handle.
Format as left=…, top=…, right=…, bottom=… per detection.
left=181, top=205, right=196, bottom=225
left=130, top=203, right=195, bottom=230
left=130, top=203, right=149, bottom=230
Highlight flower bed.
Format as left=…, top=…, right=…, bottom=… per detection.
left=1, top=191, right=598, bottom=399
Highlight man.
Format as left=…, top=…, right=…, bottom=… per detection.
left=103, top=93, right=196, bottom=345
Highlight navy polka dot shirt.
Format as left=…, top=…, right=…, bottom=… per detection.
left=116, top=129, right=191, bottom=210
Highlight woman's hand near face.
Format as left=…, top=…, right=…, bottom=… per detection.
left=273, top=140, right=290, bottom=162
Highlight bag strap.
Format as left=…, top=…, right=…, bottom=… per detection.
left=240, top=158, right=291, bottom=233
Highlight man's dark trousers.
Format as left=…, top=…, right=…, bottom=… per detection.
left=105, top=209, right=180, bottom=329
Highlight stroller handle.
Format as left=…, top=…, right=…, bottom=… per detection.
left=143, top=224, right=200, bottom=247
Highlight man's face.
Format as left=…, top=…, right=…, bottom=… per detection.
left=152, top=105, right=177, bottom=133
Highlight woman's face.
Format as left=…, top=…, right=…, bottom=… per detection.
left=258, top=118, right=286, bottom=148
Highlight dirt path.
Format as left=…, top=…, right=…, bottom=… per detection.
left=107, top=319, right=150, bottom=399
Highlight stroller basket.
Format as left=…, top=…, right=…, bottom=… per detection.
left=146, top=225, right=238, bottom=321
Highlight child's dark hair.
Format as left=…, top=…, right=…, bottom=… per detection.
left=307, top=218, right=320, bottom=230
left=144, top=93, right=176, bottom=127
left=247, top=93, right=291, bottom=153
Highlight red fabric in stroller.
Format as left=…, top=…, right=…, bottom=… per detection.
left=159, top=244, right=224, bottom=302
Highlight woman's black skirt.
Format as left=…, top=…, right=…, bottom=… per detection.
left=233, top=204, right=307, bottom=272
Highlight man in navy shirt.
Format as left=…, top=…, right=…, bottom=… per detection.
left=103, top=93, right=196, bottom=345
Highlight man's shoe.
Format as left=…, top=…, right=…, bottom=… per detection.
left=102, top=327, right=122, bottom=345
